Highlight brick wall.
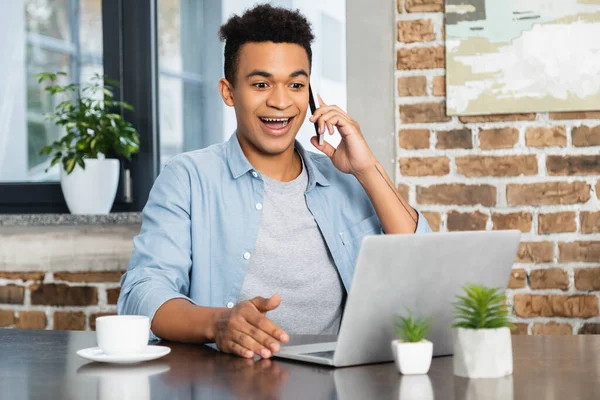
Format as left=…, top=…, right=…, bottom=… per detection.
left=0, top=271, right=120, bottom=331
left=0, top=223, right=135, bottom=332
left=396, top=0, right=600, bottom=335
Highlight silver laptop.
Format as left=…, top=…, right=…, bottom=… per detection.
left=274, top=230, right=521, bottom=367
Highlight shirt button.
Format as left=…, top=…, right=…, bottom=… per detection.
left=243, top=252, right=251, bottom=260
left=251, top=171, right=258, bottom=178
left=255, top=203, right=263, bottom=210
left=226, top=302, right=234, bottom=309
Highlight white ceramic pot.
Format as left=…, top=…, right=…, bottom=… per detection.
left=60, top=158, right=120, bottom=215
left=452, top=327, right=513, bottom=378
left=391, top=339, right=433, bottom=375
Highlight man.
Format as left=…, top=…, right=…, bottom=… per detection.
left=119, top=4, right=431, bottom=360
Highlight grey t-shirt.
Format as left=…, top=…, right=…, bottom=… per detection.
left=237, top=156, right=345, bottom=334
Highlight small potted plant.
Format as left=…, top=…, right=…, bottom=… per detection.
left=452, top=283, right=515, bottom=378
left=36, top=71, right=140, bottom=214
left=391, top=309, right=433, bottom=375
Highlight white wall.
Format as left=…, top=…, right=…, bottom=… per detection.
left=0, top=1, right=27, bottom=182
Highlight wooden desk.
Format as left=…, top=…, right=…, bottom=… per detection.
left=0, top=329, right=599, bottom=399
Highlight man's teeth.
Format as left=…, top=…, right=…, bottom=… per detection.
left=261, top=117, right=290, bottom=126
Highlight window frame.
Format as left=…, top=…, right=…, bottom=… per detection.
left=0, top=0, right=160, bottom=214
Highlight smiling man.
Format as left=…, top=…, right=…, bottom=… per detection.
left=118, top=4, right=431, bottom=360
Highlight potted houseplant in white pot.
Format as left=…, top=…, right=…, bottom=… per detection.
left=391, top=309, right=433, bottom=375
left=452, top=283, right=515, bottom=379
left=36, top=71, right=140, bottom=214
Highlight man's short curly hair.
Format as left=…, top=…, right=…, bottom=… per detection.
left=219, top=4, right=315, bottom=86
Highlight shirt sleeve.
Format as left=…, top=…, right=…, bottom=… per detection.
left=414, top=209, right=433, bottom=234
left=118, top=162, right=198, bottom=341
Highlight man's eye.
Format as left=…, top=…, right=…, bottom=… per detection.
left=290, top=83, right=304, bottom=89
left=253, top=82, right=268, bottom=89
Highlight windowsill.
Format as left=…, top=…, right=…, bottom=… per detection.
left=0, top=212, right=142, bottom=227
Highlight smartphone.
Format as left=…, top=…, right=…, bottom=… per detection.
left=308, top=84, right=324, bottom=145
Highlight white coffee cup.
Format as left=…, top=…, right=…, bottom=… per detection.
left=96, top=315, right=150, bottom=355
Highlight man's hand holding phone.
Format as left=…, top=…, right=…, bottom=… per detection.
left=213, top=294, right=289, bottom=359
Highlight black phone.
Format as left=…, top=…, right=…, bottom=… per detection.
left=308, top=84, right=323, bottom=145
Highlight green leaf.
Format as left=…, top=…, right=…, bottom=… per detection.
left=451, top=283, right=512, bottom=329
left=64, top=158, right=76, bottom=174
left=394, top=308, right=432, bottom=342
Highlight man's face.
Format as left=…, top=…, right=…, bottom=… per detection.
left=221, top=42, right=310, bottom=156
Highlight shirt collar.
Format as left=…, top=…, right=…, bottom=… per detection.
left=225, top=131, right=330, bottom=188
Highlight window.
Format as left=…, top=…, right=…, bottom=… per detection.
left=1, top=0, right=103, bottom=182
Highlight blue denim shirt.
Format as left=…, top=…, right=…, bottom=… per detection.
left=118, top=133, right=432, bottom=338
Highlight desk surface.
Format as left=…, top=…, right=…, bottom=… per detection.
left=1, top=329, right=599, bottom=400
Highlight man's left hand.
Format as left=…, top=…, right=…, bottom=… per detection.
left=309, top=95, right=377, bottom=176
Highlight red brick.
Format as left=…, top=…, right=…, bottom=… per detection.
left=456, top=155, right=537, bottom=177
left=399, top=129, right=430, bottom=149
left=547, top=155, right=600, bottom=176
left=447, top=211, right=487, bottom=231
left=397, top=47, right=445, bottom=70
left=459, top=114, right=535, bottom=123
left=53, top=271, right=123, bottom=283
left=397, top=76, right=427, bottom=96
left=508, top=268, right=526, bottom=289
left=107, top=288, right=121, bottom=305
left=525, top=127, right=566, bottom=147
left=549, top=111, right=600, bottom=120
left=572, top=125, right=600, bottom=147
left=531, top=322, right=572, bottom=336
left=529, top=268, right=569, bottom=290
left=579, top=324, right=600, bottom=334
left=559, top=242, right=600, bottom=263
left=30, top=284, right=97, bottom=306
left=417, top=184, right=496, bottom=206
left=0, top=310, right=15, bottom=327
left=0, top=285, right=24, bottom=304
left=479, top=128, right=519, bottom=150
left=16, top=311, right=47, bottom=329
left=421, top=211, right=440, bottom=232
left=581, top=212, right=600, bottom=234
left=0, top=272, right=45, bottom=281
left=400, top=102, right=450, bottom=123
left=54, top=311, right=86, bottom=331
left=405, top=0, right=443, bottom=12
left=492, top=212, right=532, bottom=233
left=436, top=129, right=472, bottom=149
left=574, top=268, right=600, bottom=291
left=397, top=20, right=435, bottom=43
left=511, top=323, right=529, bottom=335
left=517, top=242, right=554, bottom=263
left=432, top=76, right=445, bottom=96
left=513, top=294, right=598, bottom=318
left=506, top=182, right=591, bottom=206
left=538, top=212, right=576, bottom=234
left=400, top=157, right=449, bottom=176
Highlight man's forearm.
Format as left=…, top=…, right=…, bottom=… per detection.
left=151, top=298, right=226, bottom=343
left=355, top=161, right=418, bottom=234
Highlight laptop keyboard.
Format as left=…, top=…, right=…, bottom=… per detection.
left=299, top=350, right=335, bottom=359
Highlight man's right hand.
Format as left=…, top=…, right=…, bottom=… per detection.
left=213, top=294, right=289, bottom=359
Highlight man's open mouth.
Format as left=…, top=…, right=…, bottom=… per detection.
left=259, top=116, right=294, bottom=130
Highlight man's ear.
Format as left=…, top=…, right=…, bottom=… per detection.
left=219, top=78, right=235, bottom=107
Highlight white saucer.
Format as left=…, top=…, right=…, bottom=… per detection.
left=76, top=345, right=171, bottom=364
